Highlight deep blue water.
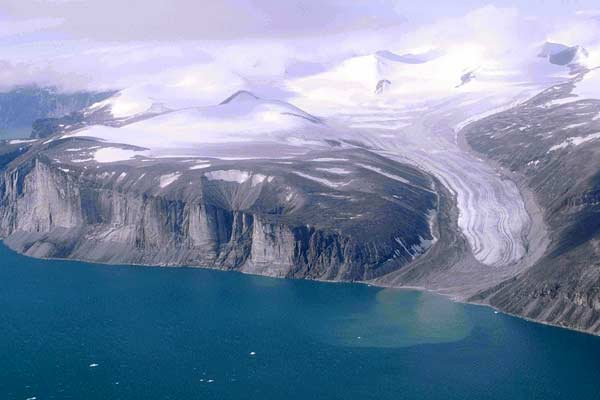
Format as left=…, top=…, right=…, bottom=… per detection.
left=1, top=243, right=599, bottom=400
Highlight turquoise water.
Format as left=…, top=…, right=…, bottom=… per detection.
left=1, top=243, right=599, bottom=400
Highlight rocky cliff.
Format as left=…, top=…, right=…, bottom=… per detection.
left=464, top=73, right=600, bottom=334
left=0, top=138, right=440, bottom=283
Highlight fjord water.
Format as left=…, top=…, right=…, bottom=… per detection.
left=0, top=127, right=31, bottom=140
left=1, top=244, right=599, bottom=400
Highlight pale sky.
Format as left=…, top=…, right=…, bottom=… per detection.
left=0, top=0, right=598, bottom=40
left=0, top=1, right=598, bottom=92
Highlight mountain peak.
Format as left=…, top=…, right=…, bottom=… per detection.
left=219, top=90, right=260, bottom=105
left=538, top=41, right=589, bottom=67
left=375, top=49, right=441, bottom=64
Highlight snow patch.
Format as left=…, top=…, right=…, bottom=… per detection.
left=315, top=167, right=352, bottom=174
left=204, top=170, right=268, bottom=186
left=93, top=147, right=144, bottom=163
left=8, top=139, right=37, bottom=144
left=310, top=158, right=349, bottom=162
left=159, top=172, right=181, bottom=188
left=357, top=163, right=409, bottom=184
left=116, top=172, right=128, bottom=182
left=89, top=89, right=154, bottom=118
left=293, top=171, right=347, bottom=188
left=572, top=68, right=600, bottom=100
left=189, top=163, right=211, bottom=170
left=548, top=132, right=600, bottom=152
left=563, top=122, right=588, bottom=130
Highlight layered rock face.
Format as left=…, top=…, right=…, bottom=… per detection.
left=464, top=75, right=600, bottom=334
left=0, top=139, right=439, bottom=283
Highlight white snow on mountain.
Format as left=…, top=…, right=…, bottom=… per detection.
left=287, top=42, right=575, bottom=115
left=537, top=68, right=600, bottom=108
left=159, top=172, right=181, bottom=188
left=88, top=88, right=155, bottom=118
left=573, top=68, right=600, bottom=99
left=72, top=91, right=328, bottom=154
left=86, top=64, right=248, bottom=119
left=93, top=147, right=144, bottom=163
left=548, top=132, right=600, bottom=152
left=204, top=170, right=269, bottom=186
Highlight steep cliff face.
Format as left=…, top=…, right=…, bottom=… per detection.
left=0, top=140, right=439, bottom=282
left=464, top=74, right=600, bottom=334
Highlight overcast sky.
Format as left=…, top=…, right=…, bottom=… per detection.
left=1, top=0, right=599, bottom=41
left=0, top=1, right=598, bottom=92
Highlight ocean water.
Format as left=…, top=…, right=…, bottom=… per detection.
left=1, top=243, right=599, bottom=400
left=0, top=127, right=32, bottom=140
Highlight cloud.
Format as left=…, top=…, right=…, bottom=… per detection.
left=0, top=59, right=89, bottom=91
left=0, top=0, right=406, bottom=40
left=0, top=16, right=63, bottom=38
left=0, top=3, right=598, bottom=99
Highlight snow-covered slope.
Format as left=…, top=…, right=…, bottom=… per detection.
left=71, top=91, right=329, bottom=156
left=572, top=67, right=600, bottom=99
left=538, top=41, right=589, bottom=67
left=87, top=88, right=157, bottom=119
left=288, top=44, right=576, bottom=113
left=284, top=42, right=582, bottom=269
left=85, top=65, right=247, bottom=120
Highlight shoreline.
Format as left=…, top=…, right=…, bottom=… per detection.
left=1, top=238, right=598, bottom=338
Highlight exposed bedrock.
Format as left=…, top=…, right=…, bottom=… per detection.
left=464, top=80, right=600, bottom=334
left=0, top=146, right=439, bottom=282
